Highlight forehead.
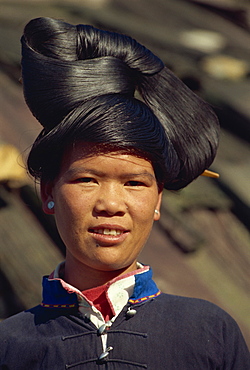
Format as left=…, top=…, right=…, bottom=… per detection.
left=60, top=142, right=155, bottom=173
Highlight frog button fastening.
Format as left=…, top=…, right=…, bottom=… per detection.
left=97, top=346, right=113, bottom=363
left=126, top=307, right=137, bottom=318
left=97, top=320, right=112, bottom=335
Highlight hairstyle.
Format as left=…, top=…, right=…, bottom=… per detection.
left=21, top=17, right=219, bottom=190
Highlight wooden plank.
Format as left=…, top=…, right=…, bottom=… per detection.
left=0, top=186, right=63, bottom=310
left=0, top=71, right=40, bottom=152
left=212, top=129, right=250, bottom=209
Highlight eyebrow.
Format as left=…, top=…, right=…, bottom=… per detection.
left=66, top=167, right=156, bottom=180
left=122, top=172, right=156, bottom=181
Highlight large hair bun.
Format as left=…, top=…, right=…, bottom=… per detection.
left=21, top=17, right=164, bottom=130
left=22, top=17, right=219, bottom=190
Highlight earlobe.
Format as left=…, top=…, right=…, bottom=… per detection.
left=154, top=191, right=162, bottom=221
left=42, top=199, right=55, bottom=215
left=154, top=209, right=160, bottom=220
left=40, top=180, right=55, bottom=215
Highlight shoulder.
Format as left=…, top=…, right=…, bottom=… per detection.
left=0, top=306, right=40, bottom=336
left=151, top=293, right=249, bottom=351
left=154, top=292, right=233, bottom=320
left=0, top=305, right=75, bottom=363
left=0, top=304, right=67, bottom=338
left=0, top=309, right=36, bottom=361
left=1, top=310, right=32, bottom=329
left=145, top=293, right=246, bottom=344
left=144, top=294, right=249, bottom=366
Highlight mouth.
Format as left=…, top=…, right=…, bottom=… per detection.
left=90, top=228, right=124, bottom=236
left=88, top=226, right=129, bottom=245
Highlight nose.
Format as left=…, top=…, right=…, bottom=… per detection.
left=93, top=183, right=127, bottom=217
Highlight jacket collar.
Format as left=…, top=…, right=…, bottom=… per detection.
left=41, top=263, right=160, bottom=309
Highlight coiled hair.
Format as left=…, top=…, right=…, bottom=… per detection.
left=21, top=17, right=219, bottom=190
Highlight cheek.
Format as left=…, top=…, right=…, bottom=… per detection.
left=53, top=188, right=87, bottom=225
left=55, top=185, right=90, bottom=209
left=131, top=193, right=158, bottom=222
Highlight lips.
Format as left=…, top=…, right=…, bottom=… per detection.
left=93, top=228, right=123, bottom=236
left=88, top=225, right=129, bottom=245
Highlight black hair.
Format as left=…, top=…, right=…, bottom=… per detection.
left=21, top=17, right=219, bottom=190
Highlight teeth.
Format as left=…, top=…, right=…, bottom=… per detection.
left=96, top=229, right=122, bottom=236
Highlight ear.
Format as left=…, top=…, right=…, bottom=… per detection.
left=40, top=179, right=55, bottom=215
left=154, top=191, right=163, bottom=221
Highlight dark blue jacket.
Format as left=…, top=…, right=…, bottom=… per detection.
left=0, top=269, right=249, bottom=369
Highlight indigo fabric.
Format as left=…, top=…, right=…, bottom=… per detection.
left=0, top=271, right=249, bottom=369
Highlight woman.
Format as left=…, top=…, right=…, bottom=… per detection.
left=0, top=17, right=249, bottom=369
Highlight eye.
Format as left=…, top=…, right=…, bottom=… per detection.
left=125, top=180, right=145, bottom=187
left=75, top=177, right=96, bottom=183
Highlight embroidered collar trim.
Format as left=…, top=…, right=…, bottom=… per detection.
left=41, top=262, right=160, bottom=309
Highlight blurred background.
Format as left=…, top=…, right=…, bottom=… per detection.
left=0, top=0, right=250, bottom=347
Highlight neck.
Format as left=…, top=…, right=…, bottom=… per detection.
left=64, top=254, right=138, bottom=291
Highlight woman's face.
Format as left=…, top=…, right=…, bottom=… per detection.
left=41, top=143, right=162, bottom=274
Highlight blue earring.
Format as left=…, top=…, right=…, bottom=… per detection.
left=48, top=201, right=55, bottom=210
